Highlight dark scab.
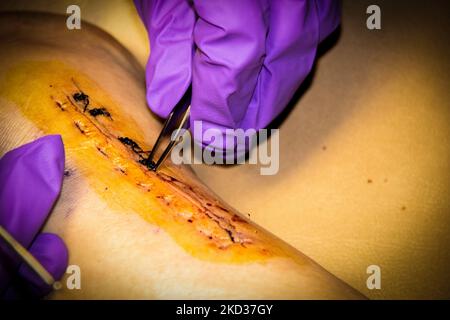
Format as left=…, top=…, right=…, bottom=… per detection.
left=64, top=170, right=71, bottom=177
left=118, top=137, right=147, bottom=155
left=118, top=136, right=160, bottom=171
left=188, top=219, right=193, bottom=223
left=118, top=137, right=140, bottom=149
left=139, top=158, right=156, bottom=170
left=73, top=92, right=88, bottom=102
left=89, top=107, right=111, bottom=119
left=73, top=92, right=90, bottom=112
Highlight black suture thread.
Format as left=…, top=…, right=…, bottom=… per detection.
left=89, top=107, right=111, bottom=118
left=118, top=136, right=155, bottom=170
left=73, top=92, right=90, bottom=112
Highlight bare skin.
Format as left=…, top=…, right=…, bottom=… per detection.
left=0, top=12, right=364, bottom=299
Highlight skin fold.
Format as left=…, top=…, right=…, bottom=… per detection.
left=0, top=12, right=364, bottom=299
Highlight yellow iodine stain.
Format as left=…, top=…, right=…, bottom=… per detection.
left=0, top=60, right=291, bottom=264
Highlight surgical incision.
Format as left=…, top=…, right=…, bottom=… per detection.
left=51, top=80, right=261, bottom=252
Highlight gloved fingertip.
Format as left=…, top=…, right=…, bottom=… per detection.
left=136, top=0, right=195, bottom=119
left=0, top=135, right=65, bottom=247
left=18, top=233, right=68, bottom=297
left=33, top=135, right=65, bottom=196
left=145, top=60, right=192, bottom=119
left=145, top=85, right=178, bottom=119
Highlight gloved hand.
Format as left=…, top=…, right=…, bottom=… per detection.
left=135, top=0, right=340, bottom=152
left=0, top=135, right=68, bottom=299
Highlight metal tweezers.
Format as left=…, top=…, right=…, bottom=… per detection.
left=0, top=225, right=56, bottom=287
left=145, top=86, right=191, bottom=171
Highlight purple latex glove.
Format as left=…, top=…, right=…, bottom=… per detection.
left=0, top=135, right=68, bottom=299
left=135, top=0, right=341, bottom=152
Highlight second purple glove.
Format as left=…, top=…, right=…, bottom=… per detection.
left=0, top=135, right=68, bottom=299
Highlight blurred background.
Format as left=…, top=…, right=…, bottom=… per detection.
left=0, top=0, right=449, bottom=299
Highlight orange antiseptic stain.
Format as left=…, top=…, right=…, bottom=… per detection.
left=0, top=60, right=289, bottom=264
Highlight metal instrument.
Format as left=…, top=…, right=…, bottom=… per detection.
left=144, top=86, right=191, bottom=171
